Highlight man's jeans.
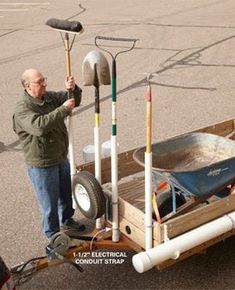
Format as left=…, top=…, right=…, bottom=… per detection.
left=27, top=159, right=75, bottom=238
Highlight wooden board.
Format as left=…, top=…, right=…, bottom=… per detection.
left=114, top=175, right=235, bottom=246
left=119, top=216, right=160, bottom=249
left=77, top=148, right=143, bottom=184
left=164, top=193, right=235, bottom=239
left=196, top=119, right=235, bottom=137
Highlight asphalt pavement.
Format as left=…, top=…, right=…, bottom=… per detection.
left=0, top=1, right=235, bottom=289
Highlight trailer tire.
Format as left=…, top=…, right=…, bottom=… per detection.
left=73, top=171, right=106, bottom=219
left=156, top=190, right=186, bottom=218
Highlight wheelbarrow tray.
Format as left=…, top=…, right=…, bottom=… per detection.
left=133, top=132, right=235, bottom=196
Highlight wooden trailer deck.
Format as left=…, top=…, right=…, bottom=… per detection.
left=78, top=118, right=235, bottom=268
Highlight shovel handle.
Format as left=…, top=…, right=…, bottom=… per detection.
left=64, top=33, right=74, bottom=100
left=64, top=34, right=72, bottom=77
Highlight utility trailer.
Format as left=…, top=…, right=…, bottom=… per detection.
left=79, top=118, right=235, bottom=271
left=11, top=118, right=235, bottom=284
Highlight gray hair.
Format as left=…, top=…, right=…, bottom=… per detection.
left=21, top=72, right=30, bottom=88
left=21, top=68, right=39, bottom=88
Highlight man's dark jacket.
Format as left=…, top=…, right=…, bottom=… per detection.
left=13, top=87, right=81, bottom=167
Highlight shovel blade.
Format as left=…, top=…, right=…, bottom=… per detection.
left=82, top=50, right=111, bottom=86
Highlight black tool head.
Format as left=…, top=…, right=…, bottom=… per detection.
left=46, top=18, right=83, bottom=34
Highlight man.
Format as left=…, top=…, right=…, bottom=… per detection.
left=13, top=68, right=85, bottom=239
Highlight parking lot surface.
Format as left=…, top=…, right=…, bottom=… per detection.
left=0, top=1, right=235, bottom=289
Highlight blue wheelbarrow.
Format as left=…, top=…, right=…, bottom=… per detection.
left=133, top=132, right=235, bottom=220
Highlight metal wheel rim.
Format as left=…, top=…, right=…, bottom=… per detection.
left=74, top=183, right=91, bottom=211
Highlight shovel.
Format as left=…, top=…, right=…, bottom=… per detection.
left=82, top=50, right=111, bottom=228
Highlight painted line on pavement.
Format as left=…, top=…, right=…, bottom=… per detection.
left=0, top=9, right=29, bottom=12
left=0, top=3, right=50, bottom=5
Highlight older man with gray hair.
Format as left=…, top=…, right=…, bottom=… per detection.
left=13, top=68, right=85, bottom=240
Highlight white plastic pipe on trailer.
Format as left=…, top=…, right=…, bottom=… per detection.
left=94, top=126, right=101, bottom=184
left=145, top=152, right=153, bottom=250
left=132, top=211, right=235, bottom=273
left=111, top=134, right=119, bottom=242
left=94, top=126, right=102, bottom=229
left=68, top=117, right=76, bottom=176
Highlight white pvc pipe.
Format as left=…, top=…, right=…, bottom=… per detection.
left=68, top=116, right=76, bottom=176
left=145, top=152, right=153, bottom=250
left=94, top=127, right=102, bottom=229
left=132, top=211, right=235, bottom=273
left=68, top=116, right=78, bottom=209
left=94, top=127, right=101, bottom=183
left=111, top=135, right=119, bottom=242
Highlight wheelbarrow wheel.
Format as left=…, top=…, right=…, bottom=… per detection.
left=156, top=190, right=186, bottom=218
left=73, top=171, right=106, bottom=219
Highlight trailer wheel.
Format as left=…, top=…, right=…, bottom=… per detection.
left=73, top=171, right=106, bottom=219
left=156, top=190, right=186, bottom=218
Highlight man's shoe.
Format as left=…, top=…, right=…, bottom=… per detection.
left=61, top=218, right=86, bottom=232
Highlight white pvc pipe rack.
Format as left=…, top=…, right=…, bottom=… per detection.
left=145, top=151, right=153, bottom=250
left=94, top=126, right=102, bottom=229
left=68, top=116, right=76, bottom=176
left=132, top=211, right=235, bottom=273
left=111, top=135, right=119, bottom=242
